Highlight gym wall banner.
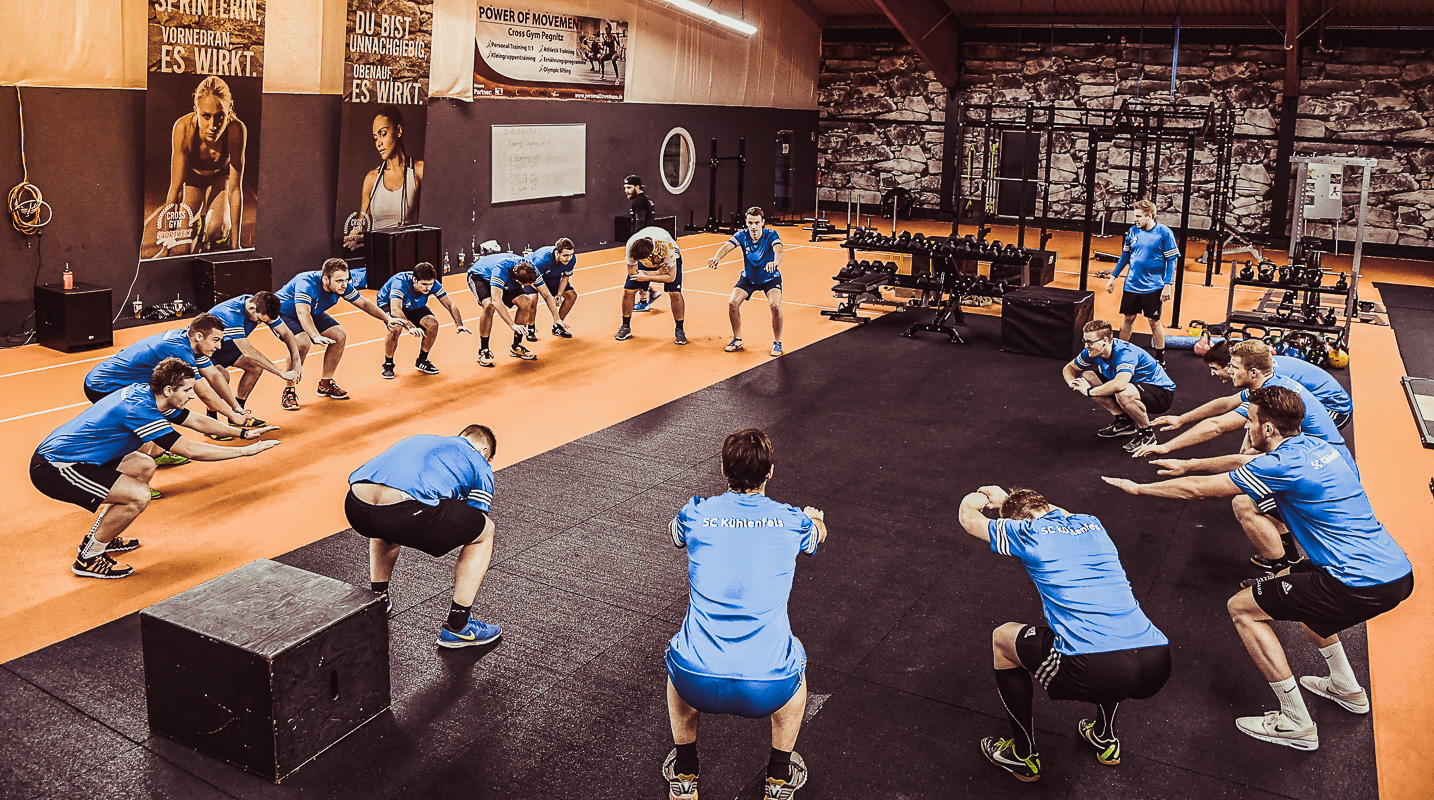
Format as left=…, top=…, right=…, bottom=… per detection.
left=141, top=0, right=266, bottom=261
left=336, top=0, right=433, bottom=259
left=474, top=6, right=627, bottom=101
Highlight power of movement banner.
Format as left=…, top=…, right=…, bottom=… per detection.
left=142, top=0, right=266, bottom=261
left=474, top=5, right=627, bottom=101
left=336, top=0, right=433, bottom=257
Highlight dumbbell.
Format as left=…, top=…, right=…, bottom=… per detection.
left=885, top=261, right=899, bottom=274
left=912, top=232, right=926, bottom=250
left=837, top=259, right=860, bottom=281
left=895, top=231, right=912, bottom=251
left=1239, top=261, right=1255, bottom=281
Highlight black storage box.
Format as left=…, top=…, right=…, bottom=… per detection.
left=141, top=559, right=390, bottom=783
left=195, top=255, right=273, bottom=308
left=365, top=225, right=441, bottom=287
left=35, top=283, right=113, bottom=352
left=1001, top=286, right=1095, bottom=360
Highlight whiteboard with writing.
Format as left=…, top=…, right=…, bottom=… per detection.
left=491, top=124, right=587, bottom=204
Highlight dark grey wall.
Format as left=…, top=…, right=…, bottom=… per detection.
left=0, top=88, right=817, bottom=336
left=423, top=98, right=818, bottom=253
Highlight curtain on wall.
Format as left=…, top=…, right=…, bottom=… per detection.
left=1, top=0, right=818, bottom=109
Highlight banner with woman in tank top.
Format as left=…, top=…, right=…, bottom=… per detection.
left=337, top=0, right=433, bottom=260
left=140, top=1, right=266, bottom=261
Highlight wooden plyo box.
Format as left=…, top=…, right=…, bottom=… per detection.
left=141, top=559, right=390, bottom=783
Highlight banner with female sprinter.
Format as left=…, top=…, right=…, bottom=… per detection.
left=474, top=6, right=627, bottom=101
left=142, top=0, right=266, bottom=261
left=336, top=0, right=433, bottom=259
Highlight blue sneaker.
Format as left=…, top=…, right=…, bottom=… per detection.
left=633, top=298, right=650, bottom=312
left=436, top=617, right=502, bottom=649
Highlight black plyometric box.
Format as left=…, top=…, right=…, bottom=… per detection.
left=195, top=255, right=273, bottom=308
left=991, top=249, right=1057, bottom=287
left=141, top=559, right=390, bottom=783
left=1001, top=286, right=1094, bottom=360
left=35, top=283, right=113, bottom=352
left=365, top=226, right=441, bottom=286
left=614, top=215, right=676, bottom=242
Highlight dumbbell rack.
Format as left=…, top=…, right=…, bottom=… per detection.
left=1223, top=265, right=1352, bottom=345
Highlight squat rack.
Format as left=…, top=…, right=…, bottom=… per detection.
left=950, top=99, right=1237, bottom=326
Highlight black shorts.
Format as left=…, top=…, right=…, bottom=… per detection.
left=344, top=487, right=489, bottom=557
left=82, top=383, right=114, bottom=404
left=1119, top=289, right=1165, bottom=320
left=212, top=338, right=244, bottom=368
left=528, top=276, right=574, bottom=296
left=1015, top=625, right=1172, bottom=704
left=1252, top=560, right=1414, bottom=639
left=467, top=274, right=529, bottom=308
left=1135, top=382, right=1174, bottom=415
left=625, top=253, right=683, bottom=293
left=30, top=451, right=122, bottom=512
left=735, top=275, right=782, bottom=299
left=400, top=306, right=434, bottom=327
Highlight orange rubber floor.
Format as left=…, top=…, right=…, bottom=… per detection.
left=2, top=225, right=1430, bottom=797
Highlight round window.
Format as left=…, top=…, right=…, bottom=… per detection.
left=660, top=127, right=695, bottom=194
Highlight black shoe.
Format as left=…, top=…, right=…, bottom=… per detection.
left=72, top=553, right=134, bottom=579
left=1123, top=428, right=1157, bottom=454
left=414, top=360, right=440, bottom=375
left=1250, top=551, right=1305, bottom=572
left=525, top=326, right=538, bottom=343
left=381, top=362, right=396, bottom=379
left=552, top=324, right=572, bottom=339
left=1096, top=417, right=1137, bottom=438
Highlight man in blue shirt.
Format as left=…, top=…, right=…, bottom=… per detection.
left=708, top=207, right=786, bottom=357
left=1137, top=339, right=1355, bottom=573
left=345, top=425, right=502, bottom=649
left=377, top=262, right=469, bottom=379
left=1200, top=340, right=1352, bottom=430
left=1105, top=385, right=1412, bottom=751
left=957, top=485, right=1171, bottom=782
left=86, top=314, right=254, bottom=461
left=1104, top=200, right=1180, bottom=365
left=275, top=258, right=401, bottom=410
left=204, top=291, right=302, bottom=435
left=523, top=237, right=578, bottom=341
left=1062, top=319, right=1177, bottom=453
left=466, top=252, right=562, bottom=366
left=32, top=358, right=279, bottom=579
left=663, top=428, right=827, bottom=800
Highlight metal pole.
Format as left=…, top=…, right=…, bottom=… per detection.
left=1347, top=162, right=1371, bottom=344
left=1040, top=102, right=1055, bottom=249
left=707, top=138, right=719, bottom=230
left=735, top=138, right=747, bottom=224
left=1018, top=104, right=1033, bottom=249
left=1081, top=132, right=1099, bottom=292
left=1173, top=135, right=1196, bottom=328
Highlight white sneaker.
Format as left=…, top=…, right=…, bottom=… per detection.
left=1299, top=676, right=1370, bottom=714
left=1235, top=711, right=1319, bottom=751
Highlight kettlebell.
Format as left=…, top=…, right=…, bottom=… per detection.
left=1239, top=261, right=1254, bottom=281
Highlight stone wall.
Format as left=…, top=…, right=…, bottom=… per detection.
left=818, top=42, right=946, bottom=209
left=817, top=36, right=1434, bottom=248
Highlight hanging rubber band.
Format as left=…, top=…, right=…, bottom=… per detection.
left=8, top=87, right=52, bottom=236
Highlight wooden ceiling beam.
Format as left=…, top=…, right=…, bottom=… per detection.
left=870, top=0, right=962, bottom=87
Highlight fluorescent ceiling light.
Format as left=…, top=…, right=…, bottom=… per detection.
left=658, top=0, right=757, bottom=36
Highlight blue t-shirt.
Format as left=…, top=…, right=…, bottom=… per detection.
left=668, top=492, right=819, bottom=680
left=209, top=294, right=281, bottom=342
left=1230, top=435, right=1410, bottom=586
left=348, top=435, right=495, bottom=512
left=379, top=271, right=448, bottom=311
left=1238, top=374, right=1354, bottom=476
left=988, top=509, right=1168, bottom=656
left=38, top=383, right=185, bottom=465
left=468, top=253, right=528, bottom=289
left=1275, top=355, right=1352, bottom=418
left=528, top=246, right=576, bottom=281
left=1114, top=223, right=1180, bottom=294
left=728, top=227, right=782, bottom=284
left=84, top=328, right=209, bottom=394
left=277, top=271, right=362, bottom=320
left=1072, top=338, right=1176, bottom=391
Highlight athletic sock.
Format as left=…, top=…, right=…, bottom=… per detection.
left=1095, top=702, right=1120, bottom=739
left=766, top=747, right=792, bottom=782
left=1318, top=642, right=1362, bottom=694
left=994, top=667, right=1036, bottom=758
left=206, top=409, right=219, bottom=419
left=674, top=320, right=685, bottom=333
left=1153, top=347, right=1166, bottom=360
left=79, top=535, right=108, bottom=560
left=621, top=315, right=631, bottom=327
left=673, top=741, right=699, bottom=776
left=445, top=601, right=472, bottom=633
left=235, top=396, right=247, bottom=409
left=1270, top=676, right=1312, bottom=727
left=512, top=332, right=523, bottom=348
left=417, top=349, right=430, bottom=364
left=370, top=581, right=389, bottom=595
left=480, top=336, right=490, bottom=350
left=383, top=357, right=395, bottom=367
